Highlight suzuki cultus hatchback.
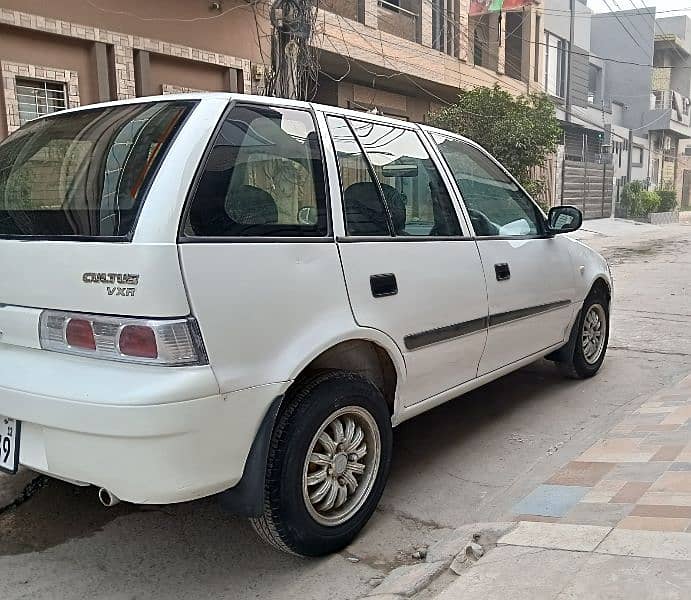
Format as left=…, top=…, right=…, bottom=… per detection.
left=0, top=94, right=611, bottom=556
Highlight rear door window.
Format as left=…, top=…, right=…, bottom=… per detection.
left=0, top=101, right=192, bottom=238
left=183, top=104, right=328, bottom=238
left=349, top=120, right=462, bottom=237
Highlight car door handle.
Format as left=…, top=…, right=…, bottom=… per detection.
left=370, top=273, right=398, bottom=298
left=494, top=263, right=511, bottom=281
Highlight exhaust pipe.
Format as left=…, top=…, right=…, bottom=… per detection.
left=98, top=488, right=120, bottom=507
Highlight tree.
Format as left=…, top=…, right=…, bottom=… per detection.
left=428, top=85, right=561, bottom=200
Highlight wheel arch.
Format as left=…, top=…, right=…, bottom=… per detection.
left=219, top=332, right=405, bottom=517
left=589, top=275, right=612, bottom=303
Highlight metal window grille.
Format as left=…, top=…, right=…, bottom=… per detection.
left=16, top=78, right=67, bottom=125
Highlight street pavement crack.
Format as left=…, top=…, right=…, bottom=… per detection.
left=445, top=472, right=507, bottom=488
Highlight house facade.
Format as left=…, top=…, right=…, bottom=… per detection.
left=0, top=1, right=544, bottom=138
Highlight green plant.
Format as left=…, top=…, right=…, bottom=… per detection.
left=657, top=183, right=677, bottom=212
left=427, top=85, right=561, bottom=197
left=620, top=180, right=663, bottom=217
left=620, top=180, right=644, bottom=216
left=639, top=189, right=661, bottom=215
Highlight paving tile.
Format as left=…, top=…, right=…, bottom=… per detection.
left=511, top=485, right=589, bottom=518
left=578, top=438, right=657, bottom=463
left=499, top=521, right=611, bottom=552
left=618, top=515, right=691, bottom=532
left=677, top=442, right=691, bottom=462
left=610, top=481, right=652, bottom=504
left=435, top=546, right=588, bottom=600
left=581, top=479, right=628, bottom=503
left=631, top=504, right=691, bottom=519
left=633, top=424, right=678, bottom=433
left=650, top=444, right=686, bottom=461
left=562, top=502, right=633, bottom=527
left=639, top=472, right=691, bottom=506
left=649, top=472, right=691, bottom=493
left=645, top=431, right=691, bottom=445
left=547, top=461, right=615, bottom=487
left=662, top=406, right=691, bottom=426
left=607, top=461, right=672, bottom=482
left=596, top=528, right=691, bottom=560
left=557, top=553, right=691, bottom=599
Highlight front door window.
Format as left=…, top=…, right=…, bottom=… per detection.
left=431, top=134, right=544, bottom=237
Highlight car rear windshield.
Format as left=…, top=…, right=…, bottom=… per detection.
left=0, top=101, right=193, bottom=239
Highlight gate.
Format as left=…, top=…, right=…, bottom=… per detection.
left=561, top=128, right=614, bottom=219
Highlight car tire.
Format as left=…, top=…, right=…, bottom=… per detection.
left=250, top=371, right=393, bottom=556
left=558, top=288, right=610, bottom=379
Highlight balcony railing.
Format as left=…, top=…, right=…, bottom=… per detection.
left=651, top=90, right=691, bottom=126
left=377, top=0, right=419, bottom=44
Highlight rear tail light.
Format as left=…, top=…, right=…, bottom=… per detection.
left=39, top=311, right=207, bottom=366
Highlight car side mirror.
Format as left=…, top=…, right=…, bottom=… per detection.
left=546, top=206, right=582, bottom=235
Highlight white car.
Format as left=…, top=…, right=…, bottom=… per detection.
left=0, top=94, right=611, bottom=556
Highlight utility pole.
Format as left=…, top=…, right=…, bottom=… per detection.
left=269, top=0, right=313, bottom=100
left=565, top=0, right=575, bottom=123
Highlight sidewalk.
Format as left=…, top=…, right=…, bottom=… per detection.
left=364, top=373, right=691, bottom=599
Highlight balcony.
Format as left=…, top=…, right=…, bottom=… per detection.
left=377, top=0, right=419, bottom=44
left=644, top=90, right=691, bottom=137
left=651, top=90, right=691, bottom=125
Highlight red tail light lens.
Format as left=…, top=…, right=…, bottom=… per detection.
left=65, top=318, right=96, bottom=350
left=119, top=325, right=158, bottom=359
left=40, top=312, right=206, bottom=365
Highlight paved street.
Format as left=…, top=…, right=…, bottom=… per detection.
left=1, top=220, right=690, bottom=600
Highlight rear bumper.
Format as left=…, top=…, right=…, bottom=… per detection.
left=0, top=345, right=282, bottom=503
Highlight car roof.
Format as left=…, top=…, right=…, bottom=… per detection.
left=32, top=92, right=477, bottom=146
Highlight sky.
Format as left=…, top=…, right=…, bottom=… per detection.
left=587, top=0, right=691, bottom=17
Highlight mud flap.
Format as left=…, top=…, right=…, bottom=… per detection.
left=218, top=395, right=283, bottom=517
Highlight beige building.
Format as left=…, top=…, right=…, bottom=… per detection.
left=0, top=0, right=544, bottom=139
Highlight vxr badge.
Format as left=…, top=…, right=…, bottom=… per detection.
left=82, top=272, right=140, bottom=297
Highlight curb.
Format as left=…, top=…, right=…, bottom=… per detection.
left=361, top=522, right=517, bottom=599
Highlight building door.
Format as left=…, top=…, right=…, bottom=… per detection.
left=682, top=170, right=691, bottom=209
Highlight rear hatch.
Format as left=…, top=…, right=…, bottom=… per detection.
left=0, top=101, right=195, bottom=348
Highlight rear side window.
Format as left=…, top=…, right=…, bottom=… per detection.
left=0, top=102, right=192, bottom=238
left=183, top=104, right=328, bottom=237
left=327, top=116, right=390, bottom=236
left=349, top=120, right=462, bottom=237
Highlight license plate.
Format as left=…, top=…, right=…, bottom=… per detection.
left=0, top=415, right=20, bottom=474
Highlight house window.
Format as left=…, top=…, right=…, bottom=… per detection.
left=588, top=64, right=602, bottom=105
left=631, top=145, right=643, bottom=167
left=16, top=78, right=67, bottom=125
left=544, top=31, right=568, bottom=99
